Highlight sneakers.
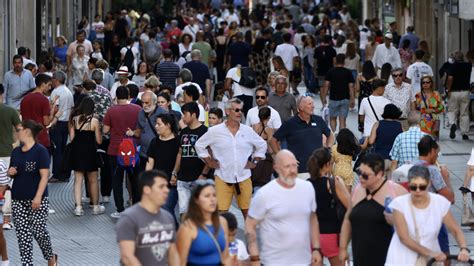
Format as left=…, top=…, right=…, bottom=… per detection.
left=450, top=124, right=457, bottom=139
left=74, top=206, right=84, bottom=216
left=110, top=211, right=121, bottom=219
left=2, top=222, right=13, bottom=230
left=92, top=205, right=106, bottom=215
left=101, top=196, right=110, bottom=203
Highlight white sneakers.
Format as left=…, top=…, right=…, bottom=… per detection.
left=110, top=211, right=121, bottom=219
left=74, top=206, right=84, bottom=216
left=92, top=205, right=106, bottom=215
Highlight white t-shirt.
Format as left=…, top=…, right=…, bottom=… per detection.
left=385, top=193, right=450, bottom=265
left=274, top=43, right=299, bottom=71
left=406, top=62, right=434, bottom=94
left=234, top=239, right=250, bottom=261
left=174, top=82, right=203, bottom=99
left=197, top=102, right=206, bottom=122
left=110, top=80, right=135, bottom=101
left=248, top=179, right=316, bottom=265
left=226, top=67, right=255, bottom=97
left=91, top=21, right=105, bottom=39
left=51, top=84, right=74, bottom=122
left=120, top=46, right=140, bottom=74
left=359, top=95, right=391, bottom=136
left=245, top=105, right=282, bottom=129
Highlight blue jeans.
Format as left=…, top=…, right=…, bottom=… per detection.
left=438, top=224, right=450, bottom=253
left=303, top=56, right=317, bottom=93
left=163, top=186, right=178, bottom=225
left=49, top=121, right=69, bottom=180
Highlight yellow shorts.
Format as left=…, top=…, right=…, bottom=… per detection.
left=215, top=176, right=252, bottom=211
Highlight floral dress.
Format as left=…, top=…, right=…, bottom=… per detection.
left=331, top=145, right=354, bottom=186
left=415, top=91, right=444, bottom=140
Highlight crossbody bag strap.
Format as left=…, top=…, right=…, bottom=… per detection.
left=202, top=225, right=224, bottom=263
left=367, top=96, right=379, bottom=121
left=408, top=200, right=420, bottom=242
left=145, top=108, right=159, bottom=137
left=420, top=91, right=434, bottom=119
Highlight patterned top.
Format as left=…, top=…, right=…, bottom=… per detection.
left=331, top=145, right=354, bottom=186
left=383, top=82, right=415, bottom=118
left=415, top=91, right=444, bottom=138
left=389, top=127, right=427, bottom=165
left=88, top=89, right=112, bottom=123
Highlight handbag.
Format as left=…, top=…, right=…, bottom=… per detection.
left=461, top=193, right=474, bottom=226
left=202, top=225, right=224, bottom=265
left=328, top=176, right=347, bottom=223
left=409, top=200, right=428, bottom=265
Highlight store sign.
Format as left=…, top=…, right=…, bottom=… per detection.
left=459, top=0, right=474, bottom=19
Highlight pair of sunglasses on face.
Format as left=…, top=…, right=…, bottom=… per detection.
left=408, top=183, right=428, bottom=191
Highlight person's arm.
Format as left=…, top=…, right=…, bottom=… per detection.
left=325, top=131, right=335, bottom=148
left=69, top=121, right=76, bottom=142
left=443, top=211, right=470, bottom=261
left=33, top=168, right=50, bottom=210
left=339, top=200, right=353, bottom=264
left=446, top=75, right=453, bottom=96
left=391, top=160, right=399, bottom=172
left=439, top=166, right=455, bottom=203
left=310, top=213, right=322, bottom=265
left=223, top=77, right=233, bottom=93
left=177, top=221, right=195, bottom=266
left=349, top=82, right=355, bottom=108
left=206, top=79, right=212, bottom=100
left=145, top=157, right=154, bottom=171
left=171, top=148, right=182, bottom=185
left=167, top=243, right=181, bottom=266
left=103, top=125, right=111, bottom=135
left=320, top=81, right=329, bottom=106
left=368, top=121, right=379, bottom=145
left=268, top=137, right=281, bottom=154
left=392, top=209, right=445, bottom=260
left=119, top=241, right=141, bottom=266
left=93, top=118, right=103, bottom=145
left=335, top=177, right=351, bottom=209
left=245, top=217, right=261, bottom=266
left=195, top=131, right=220, bottom=169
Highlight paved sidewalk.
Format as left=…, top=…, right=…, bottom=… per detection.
left=3, top=87, right=474, bottom=264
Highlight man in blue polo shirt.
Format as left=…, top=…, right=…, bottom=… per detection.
left=270, top=95, right=334, bottom=179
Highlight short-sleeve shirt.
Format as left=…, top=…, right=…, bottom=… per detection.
left=226, top=67, right=255, bottom=96
left=20, top=92, right=51, bottom=148
left=137, top=107, right=167, bottom=155
left=51, top=85, right=74, bottom=122
left=10, top=144, right=50, bottom=200
left=227, top=41, right=252, bottom=68
left=177, top=125, right=208, bottom=182
left=273, top=115, right=331, bottom=173
left=103, top=104, right=141, bottom=156
left=88, top=88, right=112, bottom=123
left=325, top=67, right=354, bottom=100
left=147, top=137, right=180, bottom=179
left=183, top=61, right=210, bottom=96
left=358, top=95, right=391, bottom=137
left=3, top=70, right=36, bottom=110
left=448, top=62, right=472, bottom=92
left=274, top=43, right=299, bottom=71
left=406, top=62, right=434, bottom=94
left=248, top=179, right=316, bottom=265
left=0, top=104, right=21, bottom=157
left=412, top=159, right=447, bottom=192
left=116, top=204, right=176, bottom=265
left=155, top=61, right=180, bottom=88
left=192, top=41, right=213, bottom=67
left=314, top=45, right=337, bottom=76
left=268, top=92, right=297, bottom=122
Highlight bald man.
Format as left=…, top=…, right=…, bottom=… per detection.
left=246, top=150, right=322, bottom=265
left=270, top=95, right=334, bottom=178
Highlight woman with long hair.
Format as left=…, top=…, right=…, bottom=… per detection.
left=179, top=33, right=194, bottom=56
left=157, top=92, right=182, bottom=121
left=145, top=113, right=180, bottom=222
left=303, top=35, right=317, bottom=93
left=344, top=42, right=360, bottom=80
left=251, top=107, right=275, bottom=192
left=364, top=35, right=377, bottom=62
left=308, top=148, right=350, bottom=266
left=8, top=120, right=58, bottom=265
left=131, top=61, right=149, bottom=91
left=399, top=39, right=414, bottom=73
left=419, top=40, right=431, bottom=64
left=177, top=180, right=229, bottom=265
left=68, top=97, right=104, bottom=216
left=415, top=75, right=444, bottom=140
left=332, top=128, right=360, bottom=191
left=271, top=56, right=289, bottom=78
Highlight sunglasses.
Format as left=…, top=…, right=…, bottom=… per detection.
left=255, top=96, right=266, bottom=100
left=392, top=74, right=403, bottom=78
left=233, top=108, right=242, bottom=113
left=421, top=81, right=432, bottom=84
left=356, top=169, right=370, bottom=180
left=191, top=179, right=215, bottom=191
left=408, top=184, right=428, bottom=191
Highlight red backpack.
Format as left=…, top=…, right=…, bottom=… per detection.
left=117, top=138, right=140, bottom=168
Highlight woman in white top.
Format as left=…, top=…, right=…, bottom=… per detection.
left=70, top=44, right=90, bottom=86
left=385, top=165, right=470, bottom=265
left=179, top=33, right=194, bottom=56
left=344, top=42, right=360, bottom=80
left=131, top=61, right=148, bottom=91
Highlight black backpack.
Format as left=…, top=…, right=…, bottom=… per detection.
left=233, top=67, right=256, bottom=88
left=123, top=46, right=135, bottom=73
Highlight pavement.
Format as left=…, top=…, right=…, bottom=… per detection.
left=3, top=85, right=474, bottom=264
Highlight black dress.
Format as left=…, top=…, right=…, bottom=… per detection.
left=70, top=117, right=100, bottom=172
left=349, top=180, right=392, bottom=266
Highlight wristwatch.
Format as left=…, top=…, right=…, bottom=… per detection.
left=312, top=247, right=321, bottom=253
left=252, top=158, right=258, bottom=165
left=460, top=247, right=471, bottom=253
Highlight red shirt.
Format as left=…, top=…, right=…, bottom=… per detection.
left=166, top=28, right=182, bottom=44
left=20, top=92, right=51, bottom=148
left=103, top=103, right=141, bottom=156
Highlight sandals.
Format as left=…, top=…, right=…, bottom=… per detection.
left=460, top=186, right=472, bottom=194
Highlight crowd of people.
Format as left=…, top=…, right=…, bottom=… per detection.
left=0, top=0, right=473, bottom=265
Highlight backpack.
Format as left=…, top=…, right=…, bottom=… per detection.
left=117, top=138, right=140, bottom=169
left=144, top=40, right=161, bottom=63
left=233, top=67, right=256, bottom=88
left=123, top=46, right=135, bottom=73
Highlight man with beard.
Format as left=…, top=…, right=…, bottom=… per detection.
left=126, top=91, right=166, bottom=172
left=245, top=150, right=322, bottom=266
left=3, top=55, right=35, bottom=110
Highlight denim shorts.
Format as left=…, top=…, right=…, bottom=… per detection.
left=177, top=180, right=194, bottom=214
left=328, top=99, right=350, bottom=118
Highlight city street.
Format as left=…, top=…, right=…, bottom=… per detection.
left=3, top=88, right=474, bottom=264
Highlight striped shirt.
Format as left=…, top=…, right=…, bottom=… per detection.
left=0, top=160, right=11, bottom=185
left=155, top=61, right=180, bottom=89
left=389, top=126, right=427, bottom=165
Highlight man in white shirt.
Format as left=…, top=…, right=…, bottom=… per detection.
left=174, top=68, right=203, bottom=100
left=359, top=79, right=392, bottom=137
left=182, top=17, right=200, bottom=42
left=110, top=66, right=135, bottom=101
left=275, top=33, right=300, bottom=94
left=384, top=68, right=416, bottom=130
left=245, top=87, right=282, bottom=129
left=49, top=71, right=74, bottom=182
left=224, top=66, right=255, bottom=116
left=245, top=149, right=322, bottom=265
left=92, top=15, right=105, bottom=41
left=371, top=33, right=402, bottom=71
left=195, top=98, right=267, bottom=218
left=67, top=30, right=93, bottom=68
left=406, top=50, right=433, bottom=94
left=120, top=37, right=140, bottom=74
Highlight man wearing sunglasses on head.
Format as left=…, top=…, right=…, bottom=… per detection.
left=195, top=97, right=267, bottom=219
left=245, top=87, right=282, bottom=129
left=384, top=68, right=416, bottom=131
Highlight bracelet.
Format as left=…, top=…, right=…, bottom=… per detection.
left=249, top=255, right=260, bottom=261
left=171, top=172, right=177, bottom=176
left=312, top=247, right=321, bottom=252
left=460, top=247, right=471, bottom=253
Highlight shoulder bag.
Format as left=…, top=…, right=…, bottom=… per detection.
left=202, top=225, right=224, bottom=265
left=328, top=176, right=347, bottom=223
left=409, top=199, right=428, bottom=266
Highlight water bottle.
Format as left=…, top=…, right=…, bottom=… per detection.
left=229, top=241, right=238, bottom=260
left=384, top=196, right=392, bottom=214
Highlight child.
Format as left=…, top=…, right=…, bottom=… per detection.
left=91, top=40, right=103, bottom=60
left=0, top=160, right=10, bottom=265
left=220, top=212, right=249, bottom=265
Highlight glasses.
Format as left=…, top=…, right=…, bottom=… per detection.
left=191, top=179, right=215, bottom=191
left=255, top=96, right=266, bottom=100
left=422, top=81, right=432, bottom=84
left=409, top=184, right=428, bottom=191
left=392, top=74, right=403, bottom=78
left=233, top=108, right=242, bottom=113
left=356, top=169, right=370, bottom=180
